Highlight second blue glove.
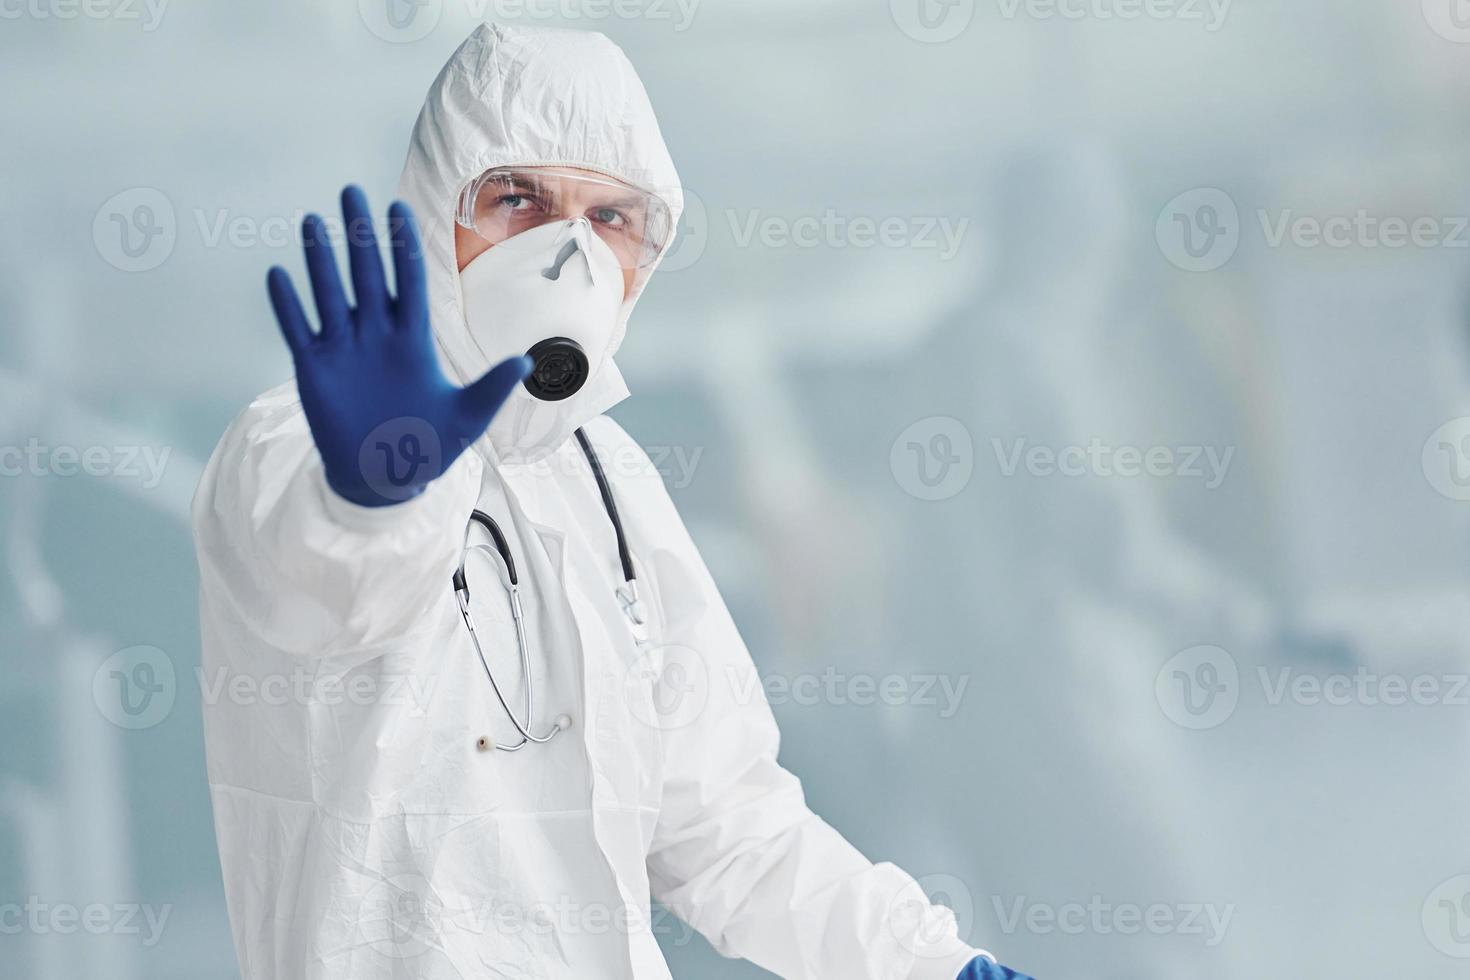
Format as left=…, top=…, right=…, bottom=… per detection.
left=957, top=954, right=1036, bottom=980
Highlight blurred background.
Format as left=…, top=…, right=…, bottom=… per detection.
left=5, top=0, right=1470, bottom=976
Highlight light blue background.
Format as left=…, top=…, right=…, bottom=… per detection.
left=4, top=1, right=1470, bottom=977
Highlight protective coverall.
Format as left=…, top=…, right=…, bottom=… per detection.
left=193, top=23, right=990, bottom=980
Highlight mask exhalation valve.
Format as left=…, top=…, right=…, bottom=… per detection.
left=524, top=337, right=589, bottom=401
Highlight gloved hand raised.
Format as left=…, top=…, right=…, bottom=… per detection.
left=958, top=955, right=1036, bottom=980
left=267, top=186, right=530, bottom=507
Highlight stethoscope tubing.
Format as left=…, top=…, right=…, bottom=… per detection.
left=453, top=426, right=632, bottom=751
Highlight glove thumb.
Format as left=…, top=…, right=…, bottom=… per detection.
left=458, top=355, right=533, bottom=433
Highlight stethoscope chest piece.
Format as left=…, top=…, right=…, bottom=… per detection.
left=476, top=713, right=571, bottom=753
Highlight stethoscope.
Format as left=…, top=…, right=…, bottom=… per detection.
left=452, top=427, right=645, bottom=752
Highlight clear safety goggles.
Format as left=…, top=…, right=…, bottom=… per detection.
left=456, top=167, right=672, bottom=270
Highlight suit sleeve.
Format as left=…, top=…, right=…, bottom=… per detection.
left=191, top=386, right=482, bottom=664
left=586, top=418, right=986, bottom=980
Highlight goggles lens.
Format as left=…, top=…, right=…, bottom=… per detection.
left=457, top=167, right=671, bottom=270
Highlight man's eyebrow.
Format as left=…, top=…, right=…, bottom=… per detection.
left=593, top=191, right=645, bottom=209
left=488, top=174, right=546, bottom=195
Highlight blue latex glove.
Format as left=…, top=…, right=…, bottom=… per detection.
left=958, top=955, right=1036, bottom=980
left=267, top=186, right=530, bottom=507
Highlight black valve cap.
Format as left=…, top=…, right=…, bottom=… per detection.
left=523, top=337, right=589, bottom=401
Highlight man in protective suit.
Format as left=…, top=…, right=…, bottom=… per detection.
left=193, top=22, right=1030, bottom=980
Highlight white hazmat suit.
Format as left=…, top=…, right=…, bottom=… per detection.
left=193, top=23, right=986, bottom=980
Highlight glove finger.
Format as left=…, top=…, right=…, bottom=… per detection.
left=302, top=213, right=349, bottom=340
left=388, top=200, right=427, bottom=331
left=458, top=356, right=533, bottom=433
left=266, top=266, right=313, bottom=354
left=341, top=185, right=389, bottom=326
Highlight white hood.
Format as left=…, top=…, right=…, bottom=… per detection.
left=396, top=23, right=683, bottom=462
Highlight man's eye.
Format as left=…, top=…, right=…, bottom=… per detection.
left=591, top=207, right=626, bottom=227
left=498, top=194, right=531, bottom=210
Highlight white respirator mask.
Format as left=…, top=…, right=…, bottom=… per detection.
left=457, top=218, right=626, bottom=460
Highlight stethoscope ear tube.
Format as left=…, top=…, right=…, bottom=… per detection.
left=461, top=509, right=518, bottom=588
left=574, top=427, right=635, bottom=584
